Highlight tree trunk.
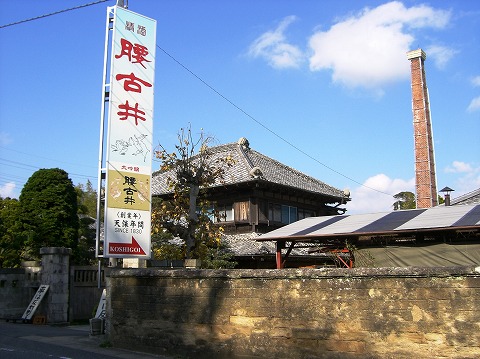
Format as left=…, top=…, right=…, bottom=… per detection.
left=185, top=184, right=200, bottom=258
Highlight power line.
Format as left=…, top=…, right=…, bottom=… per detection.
left=0, top=157, right=97, bottom=182
left=157, top=45, right=393, bottom=197
left=0, top=158, right=40, bottom=171
left=0, top=174, right=28, bottom=184
left=0, top=0, right=110, bottom=29
left=0, top=146, right=97, bottom=170
left=0, top=1, right=393, bottom=198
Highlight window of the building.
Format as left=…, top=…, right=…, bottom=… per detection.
left=268, top=203, right=282, bottom=222
left=197, top=206, right=214, bottom=221
left=268, top=204, right=316, bottom=224
left=298, top=208, right=315, bottom=220
left=216, top=205, right=234, bottom=222
left=282, top=205, right=297, bottom=224
left=196, top=205, right=234, bottom=223
left=269, top=203, right=298, bottom=224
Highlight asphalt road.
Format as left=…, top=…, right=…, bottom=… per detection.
left=0, top=321, right=169, bottom=359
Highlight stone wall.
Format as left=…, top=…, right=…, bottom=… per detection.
left=0, top=267, right=41, bottom=319
left=106, top=266, right=480, bottom=358
left=0, top=249, right=104, bottom=323
left=40, top=247, right=71, bottom=323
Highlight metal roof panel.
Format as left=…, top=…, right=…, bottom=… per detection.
left=395, top=205, right=478, bottom=230
left=308, top=212, right=387, bottom=235
left=258, top=204, right=480, bottom=242
left=355, top=209, right=426, bottom=232
left=259, top=216, right=335, bottom=239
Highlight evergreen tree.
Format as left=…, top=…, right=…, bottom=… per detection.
left=393, top=191, right=416, bottom=210
left=76, top=180, right=97, bottom=217
left=19, top=168, right=79, bottom=260
left=0, top=197, right=23, bottom=267
left=74, top=180, right=98, bottom=264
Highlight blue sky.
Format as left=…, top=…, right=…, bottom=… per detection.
left=0, top=0, right=479, bottom=214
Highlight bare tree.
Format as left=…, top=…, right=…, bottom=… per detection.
left=153, top=126, right=234, bottom=259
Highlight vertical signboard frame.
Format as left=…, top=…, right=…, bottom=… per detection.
left=96, top=5, right=156, bottom=260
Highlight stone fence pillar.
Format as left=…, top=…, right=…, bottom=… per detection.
left=40, top=247, right=71, bottom=324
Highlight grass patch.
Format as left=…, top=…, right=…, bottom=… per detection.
left=100, top=340, right=112, bottom=348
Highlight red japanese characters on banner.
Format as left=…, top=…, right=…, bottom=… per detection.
left=115, top=38, right=152, bottom=68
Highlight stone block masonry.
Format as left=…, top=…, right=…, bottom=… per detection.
left=0, top=248, right=105, bottom=323
left=106, top=267, right=480, bottom=358
left=39, top=247, right=71, bottom=323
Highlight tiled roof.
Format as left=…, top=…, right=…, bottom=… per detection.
left=222, top=233, right=272, bottom=256
left=222, top=233, right=317, bottom=256
left=146, top=233, right=313, bottom=257
left=152, top=138, right=346, bottom=200
left=451, top=188, right=480, bottom=206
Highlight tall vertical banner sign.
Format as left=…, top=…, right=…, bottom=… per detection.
left=104, top=7, right=156, bottom=258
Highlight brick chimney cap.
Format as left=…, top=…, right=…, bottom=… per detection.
left=407, top=49, right=426, bottom=61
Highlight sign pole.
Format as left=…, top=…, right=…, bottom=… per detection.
left=96, top=6, right=116, bottom=262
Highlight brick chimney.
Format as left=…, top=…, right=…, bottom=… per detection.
left=407, top=49, right=438, bottom=208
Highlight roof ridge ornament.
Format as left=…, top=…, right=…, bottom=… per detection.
left=237, top=137, right=250, bottom=150
left=249, top=166, right=263, bottom=179
left=237, top=137, right=256, bottom=171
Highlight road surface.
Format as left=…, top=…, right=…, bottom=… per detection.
left=0, top=321, right=169, bottom=359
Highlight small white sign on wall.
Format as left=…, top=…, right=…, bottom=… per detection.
left=95, top=289, right=107, bottom=319
left=22, top=284, right=49, bottom=320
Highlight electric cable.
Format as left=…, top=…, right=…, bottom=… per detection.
left=157, top=44, right=393, bottom=197
left=0, top=2, right=394, bottom=198
left=0, top=0, right=109, bottom=29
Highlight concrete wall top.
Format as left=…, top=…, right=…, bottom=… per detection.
left=108, top=266, right=480, bottom=280
left=40, top=247, right=72, bottom=255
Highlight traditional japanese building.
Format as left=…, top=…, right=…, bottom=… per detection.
left=151, top=137, right=350, bottom=267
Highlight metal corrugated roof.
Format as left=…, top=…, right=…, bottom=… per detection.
left=257, top=204, right=480, bottom=242
left=395, top=205, right=479, bottom=230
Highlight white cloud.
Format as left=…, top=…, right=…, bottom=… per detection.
left=248, top=2, right=453, bottom=93
left=344, top=165, right=479, bottom=214
left=467, top=77, right=480, bottom=112
left=443, top=161, right=480, bottom=198
left=345, top=174, right=415, bottom=214
left=472, top=76, right=480, bottom=87
left=308, top=1, right=451, bottom=89
left=467, top=96, right=480, bottom=113
left=248, top=15, right=304, bottom=69
left=0, top=182, right=16, bottom=198
left=454, top=172, right=480, bottom=194
left=445, top=161, right=473, bottom=173
left=426, top=45, right=458, bottom=69
left=447, top=162, right=480, bottom=197
left=0, top=132, right=12, bottom=146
